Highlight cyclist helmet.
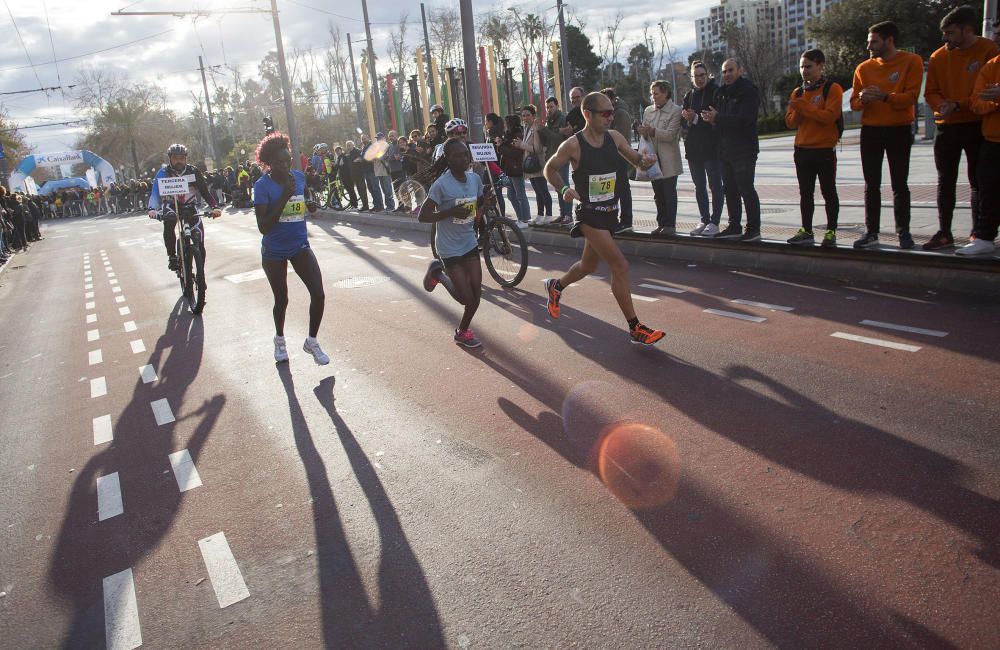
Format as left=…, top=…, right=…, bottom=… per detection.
left=167, top=143, right=188, bottom=157
left=444, top=118, right=468, bottom=135
left=430, top=104, right=444, bottom=113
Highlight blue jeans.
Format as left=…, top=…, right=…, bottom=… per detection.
left=506, top=175, right=531, bottom=223
left=688, top=157, right=724, bottom=224
left=529, top=176, right=552, bottom=216
left=377, top=175, right=395, bottom=210
left=365, top=170, right=383, bottom=210
left=721, top=156, right=761, bottom=230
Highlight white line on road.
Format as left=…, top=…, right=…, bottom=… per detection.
left=408, top=254, right=429, bottom=260
left=830, top=332, right=921, bottom=352
left=630, top=293, right=659, bottom=302
left=399, top=245, right=417, bottom=250
left=91, top=377, right=107, bottom=398
left=859, top=320, right=947, bottom=338
left=150, top=398, right=175, bottom=425
left=87, top=329, right=100, bottom=342
left=139, top=364, right=157, bottom=384
left=639, top=283, right=687, bottom=294
left=89, top=349, right=102, bottom=365
left=108, top=273, right=116, bottom=278
left=112, top=287, right=121, bottom=294
left=731, top=299, right=795, bottom=312
left=87, top=314, right=98, bottom=324
left=86, top=301, right=95, bottom=310
left=354, top=245, right=369, bottom=250
left=110, top=279, right=119, bottom=285
left=119, top=307, right=130, bottom=316
left=85, top=284, right=93, bottom=290
left=224, top=269, right=266, bottom=283
left=130, top=339, right=145, bottom=354
left=198, top=532, right=250, bottom=608
left=103, top=568, right=142, bottom=650
left=93, top=414, right=113, bottom=445
left=844, top=286, right=933, bottom=304
left=730, top=270, right=834, bottom=293
left=116, top=296, right=126, bottom=303
left=378, top=249, right=396, bottom=254
left=703, top=308, right=767, bottom=323
left=124, top=321, right=137, bottom=332
left=168, top=449, right=202, bottom=492
left=97, top=472, right=124, bottom=521
left=528, top=265, right=541, bottom=270
left=86, top=292, right=94, bottom=299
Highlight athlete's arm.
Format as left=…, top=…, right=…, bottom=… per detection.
left=611, top=130, right=652, bottom=169
left=255, top=177, right=295, bottom=235
left=147, top=168, right=165, bottom=216
left=543, top=136, right=580, bottom=202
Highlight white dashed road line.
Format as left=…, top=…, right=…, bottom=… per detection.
left=139, top=365, right=157, bottom=384
left=124, top=321, right=137, bottom=332
left=86, top=301, right=95, bottom=310
left=91, top=377, right=107, bottom=398
left=89, top=350, right=102, bottom=365
left=830, top=332, right=921, bottom=352
left=116, top=296, right=126, bottom=303
left=198, top=532, right=250, bottom=608
left=103, top=568, right=142, bottom=650
left=703, top=308, right=767, bottom=323
left=859, top=320, right=947, bottom=338
left=130, top=339, right=146, bottom=354
left=97, top=472, right=124, bottom=521
left=168, top=449, right=203, bottom=492
left=630, top=293, right=659, bottom=302
left=408, top=254, right=429, bottom=260
left=731, top=299, right=795, bottom=312
left=150, top=398, right=175, bottom=425
left=87, top=314, right=98, bottom=324
left=93, top=414, right=114, bottom=445
left=119, top=307, right=131, bottom=316
left=639, top=282, right=686, bottom=294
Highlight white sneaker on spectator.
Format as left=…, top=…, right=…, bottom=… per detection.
left=516, top=221, right=530, bottom=229
left=690, top=223, right=708, bottom=235
left=303, top=337, right=330, bottom=365
left=274, top=336, right=289, bottom=363
left=955, top=238, right=996, bottom=256
left=701, top=223, right=720, bottom=237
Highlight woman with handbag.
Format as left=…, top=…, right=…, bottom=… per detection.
left=516, top=104, right=552, bottom=224
left=638, top=80, right=684, bottom=235
left=498, top=114, right=531, bottom=227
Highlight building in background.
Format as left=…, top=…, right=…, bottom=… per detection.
left=784, top=0, right=843, bottom=68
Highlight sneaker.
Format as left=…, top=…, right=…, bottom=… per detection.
left=516, top=221, right=530, bottom=229
left=168, top=255, right=179, bottom=271
left=614, top=224, right=634, bottom=234
left=454, top=328, right=482, bottom=348
left=690, top=222, right=708, bottom=235
left=898, top=231, right=915, bottom=250
left=274, top=336, right=289, bottom=363
left=786, top=228, right=814, bottom=245
left=715, top=223, right=743, bottom=239
left=544, top=278, right=562, bottom=318
left=701, top=223, right=720, bottom=237
left=423, top=259, right=445, bottom=292
left=739, top=228, right=762, bottom=242
left=629, top=322, right=666, bottom=346
left=955, top=237, right=997, bottom=256
left=650, top=226, right=676, bottom=236
left=921, top=230, right=954, bottom=251
left=821, top=229, right=837, bottom=249
left=303, top=337, right=330, bottom=365
left=853, top=232, right=880, bottom=249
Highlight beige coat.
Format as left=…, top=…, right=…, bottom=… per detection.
left=518, top=122, right=546, bottom=179
left=641, top=100, right=683, bottom=178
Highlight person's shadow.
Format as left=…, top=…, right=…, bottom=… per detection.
left=276, top=368, right=445, bottom=649
left=49, top=301, right=225, bottom=648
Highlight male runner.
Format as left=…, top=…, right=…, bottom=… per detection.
left=542, top=92, right=666, bottom=346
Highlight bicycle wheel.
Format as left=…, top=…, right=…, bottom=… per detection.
left=482, top=214, right=528, bottom=287
left=190, top=242, right=206, bottom=314
left=180, top=241, right=195, bottom=309
left=331, top=181, right=349, bottom=211
left=314, top=183, right=330, bottom=210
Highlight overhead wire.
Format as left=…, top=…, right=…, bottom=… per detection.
left=0, top=29, right=175, bottom=73
left=3, top=0, right=46, bottom=90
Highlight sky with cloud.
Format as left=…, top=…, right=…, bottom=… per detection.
left=2, top=0, right=713, bottom=152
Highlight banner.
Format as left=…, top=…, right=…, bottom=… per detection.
left=35, top=151, right=85, bottom=167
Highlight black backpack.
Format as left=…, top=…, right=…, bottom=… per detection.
left=795, top=79, right=844, bottom=139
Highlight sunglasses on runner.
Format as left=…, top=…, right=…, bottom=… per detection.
left=586, top=109, right=615, bottom=118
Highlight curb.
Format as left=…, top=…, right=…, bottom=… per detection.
left=314, top=209, right=1000, bottom=297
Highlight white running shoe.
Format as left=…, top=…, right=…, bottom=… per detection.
left=516, top=221, right=531, bottom=229
left=274, top=336, right=289, bottom=363
left=303, top=337, right=330, bottom=365
left=690, top=223, right=708, bottom=235
left=955, top=238, right=996, bottom=256
left=701, top=223, right=720, bottom=237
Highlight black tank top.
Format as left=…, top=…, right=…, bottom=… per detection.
left=571, top=131, right=620, bottom=213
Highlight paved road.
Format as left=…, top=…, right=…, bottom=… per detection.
left=1, top=209, right=998, bottom=648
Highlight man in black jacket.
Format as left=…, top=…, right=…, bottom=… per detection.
left=682, top=61, right=725, bottom=236
left=702, top=58, right=762, bottom=241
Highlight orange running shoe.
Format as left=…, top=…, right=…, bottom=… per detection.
left=544, top=278, right=561, bottom=318
left=629, top=322, right=665, bottom=346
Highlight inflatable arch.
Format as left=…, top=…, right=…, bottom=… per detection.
left=9, top=150, right=117, bottom=192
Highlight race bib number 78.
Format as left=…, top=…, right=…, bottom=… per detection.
left=588, top=173, right=616, bottom=202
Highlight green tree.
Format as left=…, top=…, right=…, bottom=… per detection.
left=627, top=43, right=653, bottom=85
left=565, top=25, right=601, bottom=90
left=688, top=49, right=726, bottom=76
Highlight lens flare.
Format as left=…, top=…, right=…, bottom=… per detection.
left=363, top=140, right=389, bottom=161
left=597, top=422, right=681, bottom=510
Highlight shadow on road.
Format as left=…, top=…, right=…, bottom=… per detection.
left=275, top=368, right=445, bottom=649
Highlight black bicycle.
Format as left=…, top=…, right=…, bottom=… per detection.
left=162, top=209, right=215, bottom=314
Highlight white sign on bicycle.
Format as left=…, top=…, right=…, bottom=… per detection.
left=469, top=143, right=498, bottom=162
left=157, top=175, right=191, bottom=196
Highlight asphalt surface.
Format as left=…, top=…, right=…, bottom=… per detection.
left=1, top=208, right=998, bottom=649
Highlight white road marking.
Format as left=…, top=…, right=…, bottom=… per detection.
left=89, top=349, right=102, bottom=365
left=88, top=329, right=100, bottom=342
left=399, top=245, right=417, bottom=250
left=730, top=270, right=834, bottom=293
left=354, top=245, right=369, bottom=250
left=139, top=365, right=157, bottom=384
left=378, top=249, right=396, bottom=254
left=87, top=314, right=98, bottom=324
left=86, top=301, right=95, bottom=310
left=112, top=286, right=122, bottom=294
left=408, top=254, right=429, bottom=260
left=373, top=241, right=390, bottom=246
left=130, top=339, right=145, bottom=354
left=97, top=472, right=124, bottom=521
left=107, top=273, right=116, bottom=278
left=830, top=332, right=921, bottom=352
left=198, top=532, right=250, bottom=608
left=91, top=377, right=108, bottom=398
left=589, top=275, right=606, bottom=280
left=845, top=286, right=933, bottom=304
left=224, top=269, right=266, bottom=284
left=93, top=414, right=113, bottom=445
left=119, top=307, right=130, bottom=316
left=630, top=293, right=659, bottom=302
left=86, top=292, right=94, bottom=299
left=859, top=320, right=947, bottom=338
left=116, top=296, right=126, bottom=303
left=528, top=265, right=541, bottom=270
left=124, top=321, right=137, bottom=332
left=150, top=398, right=175, bottom=425
left=731, top=299, right=795, bottom=312
left=103, top=568, right=142, bottom=650
left=639, top=282, right=687, bottom=294
left=109, top=279, right=119, bottom=285
left=85, top=283, right=93, bottom=290
left=704, top=308, right=767, bottom=323
left=168, top=449, right=203, bottom=492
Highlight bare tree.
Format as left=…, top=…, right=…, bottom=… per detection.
left=428, top=7, right=462, bottom=69
left=606, top=11, right=626, bottom=68
left=389, top=13, right=410, bottom=85
left=722, top=22, right=784, bottom=115
left=71, top=67, right=127, bottom=112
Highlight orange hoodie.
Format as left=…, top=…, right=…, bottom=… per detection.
left=971, top=55, right=1000, bottom=143
left=786, top=81, right=844, bottom=149
left=925, top=37, right=999, bottom=124
left=851, top=51, right=924, bottom=126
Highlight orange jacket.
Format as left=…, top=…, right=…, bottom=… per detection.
left=786, top=81, right=844, bottom=149
left=925, top=37, right=999, bottom=124
left=851, top=52, right=924, bottom=126
left=971, top=55, right=1000, bottom=143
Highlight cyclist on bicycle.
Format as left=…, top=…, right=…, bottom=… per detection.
left=432, top=118, right=469, bottom=162
left=147, top=143, right=222, bottom=271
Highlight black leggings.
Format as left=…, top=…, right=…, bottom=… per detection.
left=262, top=248, right=326, bottom=338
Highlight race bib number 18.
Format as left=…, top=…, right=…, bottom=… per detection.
left=280, top=194, right=306, bottom=222
left=588, top=173, right=616, bottom=202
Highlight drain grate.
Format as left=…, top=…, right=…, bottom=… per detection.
left=332, top=275, right=391, bottom=289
